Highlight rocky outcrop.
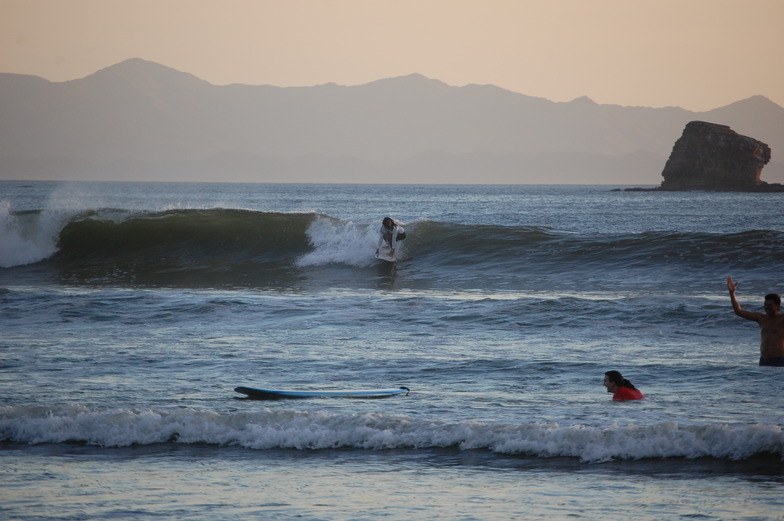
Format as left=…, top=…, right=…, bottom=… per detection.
left=659, top=121, right=781, bottom=191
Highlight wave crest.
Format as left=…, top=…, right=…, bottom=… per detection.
left=3, top=207, right=783, bottom=289
left=2, top=405, right=781, bottom=462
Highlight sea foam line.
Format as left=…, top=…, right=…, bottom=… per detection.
left=1, top=405, right=781, bottom=462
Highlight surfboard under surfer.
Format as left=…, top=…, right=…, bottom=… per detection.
left=727, top=276, right=784, bottom=366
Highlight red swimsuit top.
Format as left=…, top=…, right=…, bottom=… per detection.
left=613, top=387, right=644, bottom=401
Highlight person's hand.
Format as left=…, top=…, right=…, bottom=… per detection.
left=727, top=276, right=738, bottom=293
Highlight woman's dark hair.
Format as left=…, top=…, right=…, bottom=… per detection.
left=605, top=370, right=637, bottom=390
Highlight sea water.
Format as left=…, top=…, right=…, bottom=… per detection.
left=1, top=181, right=783, bottom=520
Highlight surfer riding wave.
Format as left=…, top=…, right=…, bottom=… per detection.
left=376, top=217, right=406, bottom=258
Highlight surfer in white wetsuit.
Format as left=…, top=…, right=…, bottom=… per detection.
left=376, top=217, right=405, bottom=257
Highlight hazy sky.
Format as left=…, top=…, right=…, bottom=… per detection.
left=2, top=0, right=783, bottom=111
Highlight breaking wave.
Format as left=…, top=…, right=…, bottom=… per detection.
left=2, top=207, right=783, bottom=288
left=1, top=405, right=781, bottom=463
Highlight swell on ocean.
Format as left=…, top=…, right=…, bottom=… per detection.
left=2, top=207, right=782, bottom=289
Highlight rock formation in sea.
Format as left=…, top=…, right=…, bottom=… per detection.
left=659, top=121, right=782, bottom=191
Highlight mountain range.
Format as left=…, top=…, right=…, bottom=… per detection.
left=2, top=58, right=783, bottom=184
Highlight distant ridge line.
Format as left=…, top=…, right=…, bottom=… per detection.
left=1, top=59, right=782, bottom=184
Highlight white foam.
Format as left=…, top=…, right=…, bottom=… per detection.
left=296, top=217, right=391, bottom=267
left=0, top=201, right=60, bottom=267
left=2, top=405, right=781, bottom=462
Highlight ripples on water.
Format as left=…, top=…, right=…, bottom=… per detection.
left=1, top=182, right=783, bottom=520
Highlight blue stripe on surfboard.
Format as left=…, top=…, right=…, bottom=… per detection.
left=234, top=386, right=410, bottom=399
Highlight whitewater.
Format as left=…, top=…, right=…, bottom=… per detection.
left=1, top=181, right=783, bottom=521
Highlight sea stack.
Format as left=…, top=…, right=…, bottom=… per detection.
left=659, top=121, right=777, bottom=191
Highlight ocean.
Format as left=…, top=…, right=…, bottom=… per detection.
left=1, top=181, right=783, bottom=520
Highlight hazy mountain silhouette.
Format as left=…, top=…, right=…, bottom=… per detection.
left=2, top=58, right=782, bottom=184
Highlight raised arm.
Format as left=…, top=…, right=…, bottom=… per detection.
left=727, top=276, right=761, bottom=321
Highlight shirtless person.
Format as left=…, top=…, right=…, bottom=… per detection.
left=727, top=276, right=784, bottom=366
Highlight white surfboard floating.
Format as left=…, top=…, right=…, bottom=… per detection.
left=234, top=386, right=411, bottom=400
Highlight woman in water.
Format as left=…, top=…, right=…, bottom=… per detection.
left=603, top=370, right=644, bottom=401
